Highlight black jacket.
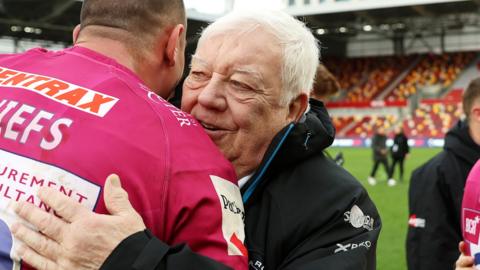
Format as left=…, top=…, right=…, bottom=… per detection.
left=101, top=100, right=381, bottom=270
left=406, top=120, right=480, bottom=270
left=390, top=133, right=409, bottom=159
left=371, top=133, right=388, bottom=161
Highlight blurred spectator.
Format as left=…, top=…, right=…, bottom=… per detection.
left=407, top=77, right=480, bottom=270
left=388, top=126, right=410, bottom=185
left=368, top=127, right=390, bottom=186
left=311, top=64, right=344, bottom=166
left=311, top=63, right=340, bottom=101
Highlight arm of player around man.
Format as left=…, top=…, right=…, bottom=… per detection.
left=11, top=175, right=234, bottom=270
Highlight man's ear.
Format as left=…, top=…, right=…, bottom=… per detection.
left=287, top=93, right=309, bottom=123
left=72, top=24, right=81, bottom=44
left=471, top=105, right=480, bottom=123
left=165, top=24, right=185, bottom=67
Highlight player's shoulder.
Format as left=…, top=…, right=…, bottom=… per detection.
left=411, top=151, right=448, bottom=183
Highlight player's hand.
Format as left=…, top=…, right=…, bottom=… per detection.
left=456, top=241, right=475, bottom=270
left=11, top=174, right=146, bottom=270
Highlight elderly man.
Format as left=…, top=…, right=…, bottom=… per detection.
left=13, top=10, right=381, bottom=270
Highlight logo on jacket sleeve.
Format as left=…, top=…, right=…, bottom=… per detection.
left=210, top=175, right=247, bottom=257
left=344, top=205, right=374, bottom=231
left=334, top=241, right=372, bottom=253
left=408, top=214, right=426, bottom=228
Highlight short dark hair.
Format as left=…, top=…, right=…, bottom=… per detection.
left=80, top=0, right=185, bottom=40
left=463, top=77, right=480, bottom=119
left=312, top=64, right=340, bottom=99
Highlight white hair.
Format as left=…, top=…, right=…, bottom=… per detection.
left=197, top=10, right=320, bottom=105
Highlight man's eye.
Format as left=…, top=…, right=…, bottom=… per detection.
left=230, top=80, right=252, bottom=91
left=191, top=71, right=208, bottom=80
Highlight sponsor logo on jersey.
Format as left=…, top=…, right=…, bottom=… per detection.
left=0, top=149, right=101, bottom=267
left=138, top=83, right=198, bottom=128
left=210, top=175, right=247, bottom=257
left=408, top=214, right=426, bottom=228
left=0, top=66, right=118, bottom=117
left=344, top=205, right=374, bottom=231
left=0, top=99, right=73, bottom=150
left=464, top=209, right=480, bottom=244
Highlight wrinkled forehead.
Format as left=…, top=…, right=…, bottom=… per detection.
left=194, top=28, right=282, bottom=76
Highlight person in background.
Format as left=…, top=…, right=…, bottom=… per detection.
left=310, top=63, right=345, bottom=166
left=12, top=10, right=381, bottom=270
left=310, top=63, right=341, bottom=102
left=407, top=77, right=480, bottom=270
left=368, top=127, right=391, bottom=186
left=387, top=125, right=410, bottom=185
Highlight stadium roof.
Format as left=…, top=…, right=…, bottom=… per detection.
left=0, top=0, right=217, bottom=44
left=301, top=0, right=480, bottom=38
left=0, top=0, right=478, bottom=47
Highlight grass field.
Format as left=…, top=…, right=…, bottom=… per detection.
left=328, top=147, right=442, bottom=270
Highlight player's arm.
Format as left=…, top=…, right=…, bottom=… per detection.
left=12, top=175, right=238, bottom=270
left=101, top=230, right=233, bottom=270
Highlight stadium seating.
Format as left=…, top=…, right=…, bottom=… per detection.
left=385, top=52, right=477, bottom=102
left=331, top=116, right=354, bottom=134
left=339, top=115, right=398, bottom=138
left=325, top=52, right=477, bottom=103
left=403, top=103, right=462, bottom=138
left=324, top=56, right=412, bottom=102
left=326, top=51, right=477, bottom=140
left=331, top=102, right=463, bottom=139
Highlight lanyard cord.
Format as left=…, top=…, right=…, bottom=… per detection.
left=242, top=123, right=295, bottom=204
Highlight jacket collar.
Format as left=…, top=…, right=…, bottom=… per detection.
left=241, top=99, right=335, bottom=204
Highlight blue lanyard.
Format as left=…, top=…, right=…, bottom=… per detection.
left=242, top=123, right=295, bottom=203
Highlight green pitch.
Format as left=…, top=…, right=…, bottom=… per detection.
left=327, top=147, right=442, bottom=270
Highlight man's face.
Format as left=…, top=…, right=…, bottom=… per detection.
left=182, top=29, right=297, bottom=178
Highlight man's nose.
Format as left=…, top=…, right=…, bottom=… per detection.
left=197, top=74, right=227, bottom=111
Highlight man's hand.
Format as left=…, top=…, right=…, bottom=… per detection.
left=11, top=174, right=146, bottom=270
left=455, top=241, right=476, bottom=270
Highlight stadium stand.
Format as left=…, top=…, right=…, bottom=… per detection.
left=327, top=51, right=478, bottom=141
left=403, top=102, right=462, bottom=138
left=324, top=56, right=412, bottom=102
left=385, top=52, right=477, bottom=102
left=342, top=115, right=398, bottom=138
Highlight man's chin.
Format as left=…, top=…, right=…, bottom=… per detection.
left=204, top=128, right=230, bottom=141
